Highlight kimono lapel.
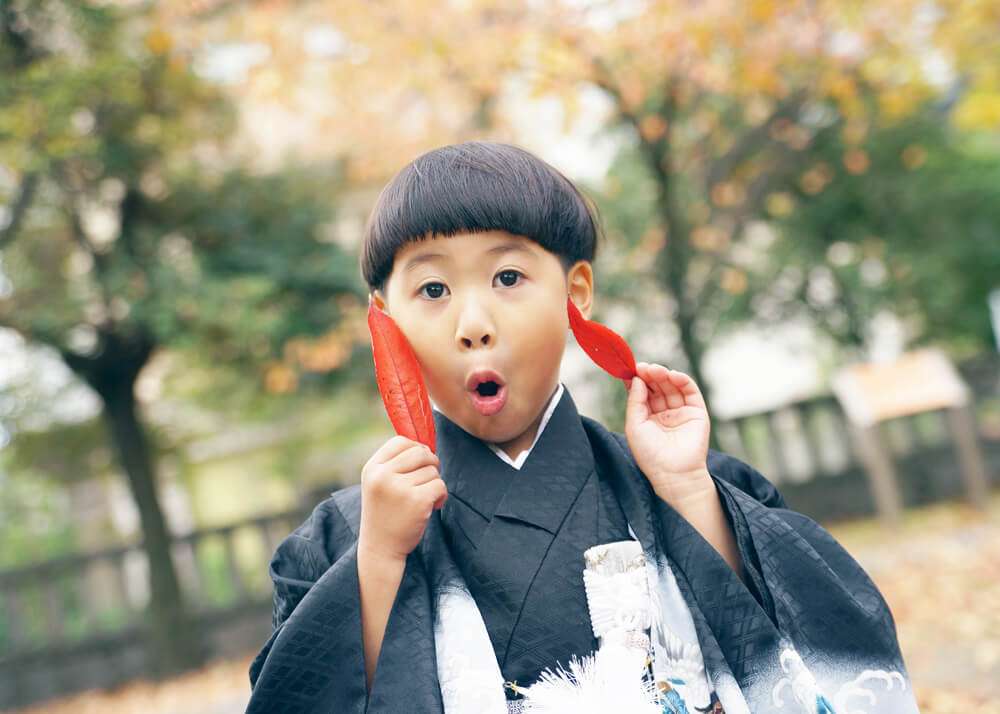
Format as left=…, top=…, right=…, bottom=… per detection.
left=433, top=384, right=593, bottom=546
left=420, top=510, right=509, bottom=713
left=432, top=387, right=598, bottom=679
left=580, top=421, right=773, bottom=708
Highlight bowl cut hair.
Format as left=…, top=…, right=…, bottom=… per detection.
left=360, top=141, right=603, bottom=295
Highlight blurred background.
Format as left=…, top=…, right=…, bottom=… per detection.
left=1, top=0, right=998, bottom=712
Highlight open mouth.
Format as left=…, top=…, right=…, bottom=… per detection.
left=475, top=380, right=501, bottom=397
left=466, top=370, right=508, bottom=416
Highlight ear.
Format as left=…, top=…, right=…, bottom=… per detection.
left=566, top=260, right=594, bottom=320
left=370, top=289, right=388, bottom=313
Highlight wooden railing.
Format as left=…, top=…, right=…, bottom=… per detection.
left=0, top=504, right=314, bottom=710
left=710, top=352, right=999, bottom=519
left=714, top=393, right=959, bottom=484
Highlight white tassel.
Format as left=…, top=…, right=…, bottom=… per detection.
left=519, top=644, right=663, bottom=714
left=520, top=541, right=663, bottom=714
left=581, top=541, right=653, bottom=636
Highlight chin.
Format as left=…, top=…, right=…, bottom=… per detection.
left=464, top=415, right=507, bottom=441
left=462, top=407, right=521, bottom=443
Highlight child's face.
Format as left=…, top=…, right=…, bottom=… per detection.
left=373, top=230, right=593, bottom=448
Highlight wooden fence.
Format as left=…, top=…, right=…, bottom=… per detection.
left=0, top=506, right=312, bottom=710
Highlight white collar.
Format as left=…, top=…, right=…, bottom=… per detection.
left=486, top=382, right=564, bottom=470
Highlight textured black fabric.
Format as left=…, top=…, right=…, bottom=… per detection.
left=245, top=385, right=914, bottom=714
left=435, top=386, right=632, bottom=697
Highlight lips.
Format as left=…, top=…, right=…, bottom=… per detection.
left=465, top=368, right=506, bottom=392
left=466, top=368, right=507, bottom=416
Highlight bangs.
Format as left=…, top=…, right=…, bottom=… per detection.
left=360, top=141, right=601, bottom=293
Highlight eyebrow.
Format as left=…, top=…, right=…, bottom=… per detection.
left=401, top=241, right=534, bottom=273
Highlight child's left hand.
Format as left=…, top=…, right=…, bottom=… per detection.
left=624, top=362, right=713, bottom=503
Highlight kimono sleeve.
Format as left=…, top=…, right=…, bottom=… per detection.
left=705, top=447, right=786, bottom=509
left=706, top=449, right=909, bottom=676
left=246, top=490, right=370, bottom=713
left=701, top=448, right=786, bottom=614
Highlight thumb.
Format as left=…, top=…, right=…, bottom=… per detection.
left=625, top=375, right=649, bottom=431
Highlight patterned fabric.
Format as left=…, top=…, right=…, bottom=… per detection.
left=245, top=385, right=919, bottom=714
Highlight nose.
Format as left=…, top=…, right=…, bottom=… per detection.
left=455, top=295, right=496, bottom=351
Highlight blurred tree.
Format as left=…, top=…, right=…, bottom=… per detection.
left=0, top=0, right=362, bottom=675
left=717, top=110, right=1000, bottom=356
left=165, top=0, right=999, bottom=431
left=532, top=0, right=999, bottom=406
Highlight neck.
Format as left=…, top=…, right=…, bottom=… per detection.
left=491, top=383, right=558, bottom=460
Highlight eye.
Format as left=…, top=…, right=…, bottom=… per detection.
left=494, top=269, right=523, bottom=288
left=418, top=281, right=449, bottom=300
left=418, top=271, right=522, bottom=299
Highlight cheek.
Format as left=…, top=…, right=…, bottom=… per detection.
left=407, top=331, right=435, bottom=362
left=398, top=317, right=450, bottom=393
left=512, top=302, right=567, bottom=363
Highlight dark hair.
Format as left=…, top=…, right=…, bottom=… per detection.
left=360, top=141, right=603, bottom=295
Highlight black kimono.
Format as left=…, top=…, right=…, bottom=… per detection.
left=246, top=384, right=918, bottom=713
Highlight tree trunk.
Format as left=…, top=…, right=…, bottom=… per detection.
left=642, top=141, right=723, bottom=451
left=101, top=381, right=202, bottom=676
left=62, top=329, right=205, bottom=677
left=99, top=378, right=205, bottom=676
left=664, top=238, right=722, bottom=452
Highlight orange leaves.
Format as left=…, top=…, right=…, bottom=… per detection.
left=901, top=144, right=927, bottom=170
left=800, top=162, right=835, bottom=195
left=264, top=363, right=298, bottom=394
left=144, top=28, right=173, bottom=56
left=639, top=114, right=669, bottom=142
left=710, top=180, right=746, bottom=208
left=843, top=148, right=870, bottom=174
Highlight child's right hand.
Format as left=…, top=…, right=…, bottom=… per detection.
left=358, top=435, right=448, bottom=562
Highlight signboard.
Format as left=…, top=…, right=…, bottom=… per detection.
left=830, top=347, right=989, bottom=525
left=831, top=347, right=970, bottom=427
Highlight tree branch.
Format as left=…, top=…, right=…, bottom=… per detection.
left=692, top=107, right=846, bottom=309
left=62, top=192, right=117, bottom=330
left=705, top=90, right=807, bottom=191
left=1, top=2, right=42, bottom=68
left=0, top=173, right=39, bottom=249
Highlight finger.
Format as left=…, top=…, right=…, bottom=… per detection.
left=664, top=369, right=707, bottom=409
left=635, top=362, right=659, bottom=414
left=373, top=435, right=422, bottom=464
left=638, top=363, right=669, bottom=412
left=625, top=374, right=650, bottom=429
left=386, top=444, right=439, bottom=473
left=402, top=465, right=442, bottom=486
left=647, top=363, right=685, bottom=409
left=415, top=477, right=449, bottom=510
left=436, top=478, right=450, bottom=508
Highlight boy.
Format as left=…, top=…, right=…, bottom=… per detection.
left=246, top=142, right=918, bottom=713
